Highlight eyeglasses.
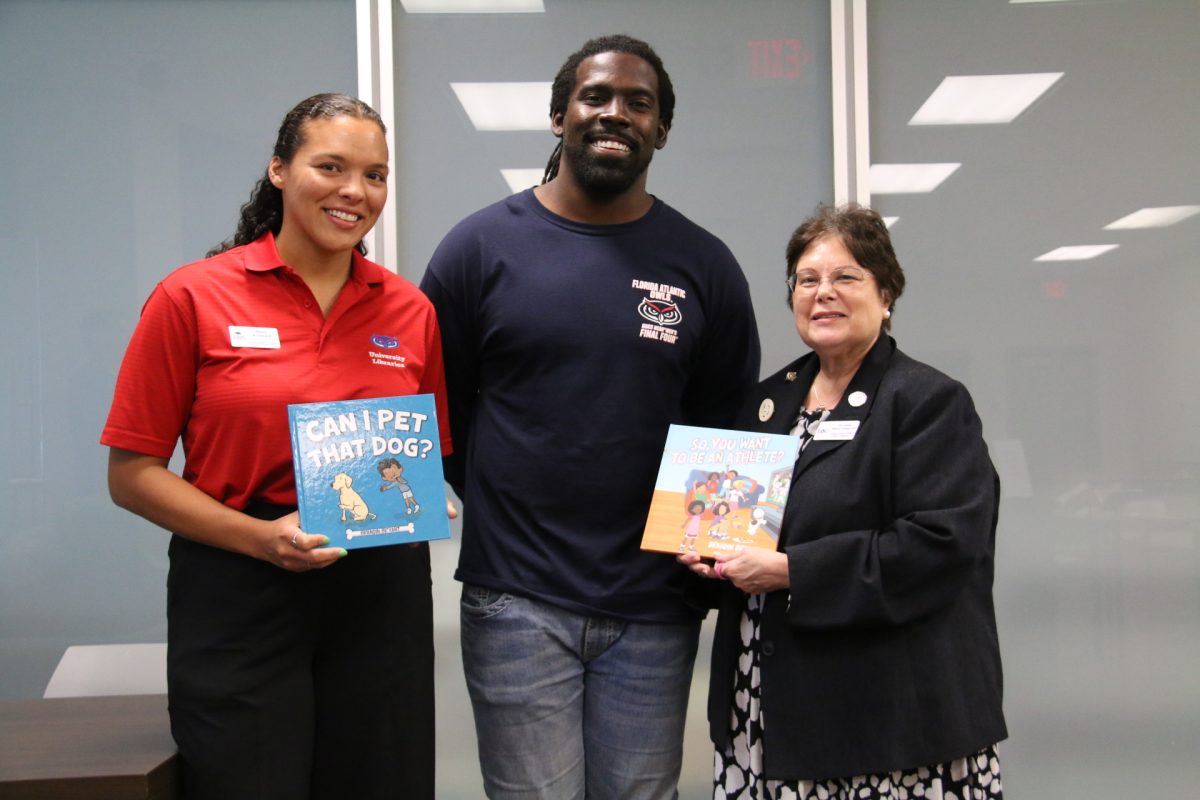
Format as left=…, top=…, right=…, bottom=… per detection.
left=786, top=266, right=871, bottom=294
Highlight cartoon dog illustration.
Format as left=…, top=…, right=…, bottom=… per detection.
left=747, top=507, right=766, bottom=537
left=331, top=472, right=377, bottom=522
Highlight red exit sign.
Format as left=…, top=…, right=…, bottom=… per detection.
left=747, top=39, right=812, bottom=80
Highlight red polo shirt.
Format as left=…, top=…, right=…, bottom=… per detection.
left=102, top=233, right=452, bottom=510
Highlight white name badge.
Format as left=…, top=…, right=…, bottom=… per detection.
left=229, top=326, right=281, bottom=349
left=813, top=420, right=860, bottom=441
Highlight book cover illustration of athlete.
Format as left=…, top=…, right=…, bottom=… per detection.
left=640, top=424, right=800, bottom=559
left=287, top=394, right=450, bottom=549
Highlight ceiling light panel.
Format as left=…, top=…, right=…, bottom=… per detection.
left=1035, top=245, right=1119, bottom=261
left=400, top=0, right=544, bottom=12
left=451, top=82, right=551, bottom=130
left=869, top=163, right=961, bottom=194
left=910, top=73, right=1063, bottom=125
left=1103, top=205, right=1200, bottom=230
left=501, top=169, right=544, bottom=194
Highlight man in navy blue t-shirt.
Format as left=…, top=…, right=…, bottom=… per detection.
left=421, top=34, right=760, bottom=799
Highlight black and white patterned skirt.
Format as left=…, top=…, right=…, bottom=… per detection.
left=713, top=593, right=1003, bottom=800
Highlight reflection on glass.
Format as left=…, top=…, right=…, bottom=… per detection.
left=450, top=82, right=551, bottom=130
left=909, top=73, right=1063, bottom=125
left=869, top=162, right=960, bottom=194
left=1104, top=206, right=1200, bottom=230
left=399, top=0, right=545, bottom=13
left=1034, top=244, right=1119, bottom=261
left=500, top=168, right=544, bottom=193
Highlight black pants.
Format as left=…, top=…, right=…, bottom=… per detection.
left=165, top=509, right=434, bottom=800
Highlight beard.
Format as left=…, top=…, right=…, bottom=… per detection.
left=560, top=133, right=653, bottom=198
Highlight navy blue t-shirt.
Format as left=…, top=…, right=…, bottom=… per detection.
left=421, top=189, right=760, bottom=622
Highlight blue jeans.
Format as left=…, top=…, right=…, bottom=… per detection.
left=460, top=584, right=701, bottom=800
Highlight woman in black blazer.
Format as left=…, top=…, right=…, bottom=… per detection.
left=681, top=204, right=1006, bottom=799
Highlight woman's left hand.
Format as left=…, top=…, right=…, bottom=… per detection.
left=678, top=548, right=791, bottom=594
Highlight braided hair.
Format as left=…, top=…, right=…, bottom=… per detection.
left=540, top=35, right=675, bottom=185
left=208, top=93, right=386, bottom=257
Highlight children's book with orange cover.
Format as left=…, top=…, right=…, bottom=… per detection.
left=640, top=424, right=800, bottom=559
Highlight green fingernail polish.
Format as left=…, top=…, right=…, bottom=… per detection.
left=338, top=549, right=348, bottom=558
left=321, top=536, right=331, bottom=545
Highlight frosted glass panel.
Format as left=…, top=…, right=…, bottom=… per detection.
left=867, top=1, right=1200, bottom=795
left=390, top=2, right=832, bottom=796
left=0, top=0, right=357, bottom=698
left=390, top=0, right=832, bottom=372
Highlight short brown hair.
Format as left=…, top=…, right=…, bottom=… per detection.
left=784, top=204, right=905, bottom=331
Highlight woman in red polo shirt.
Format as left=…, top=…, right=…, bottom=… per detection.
left=101, top=93, right=451, bottom=800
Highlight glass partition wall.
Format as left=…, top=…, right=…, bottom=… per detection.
left=0, top=0, right=358, bottom=697
left=386, top=2, right=833, bottom=796
left=866, top=1, right=1200, bottom=796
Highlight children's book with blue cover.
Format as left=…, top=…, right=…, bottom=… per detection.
left=640, top=424, right=801, bottom=559
left=287, top=394, right=450, bottom=549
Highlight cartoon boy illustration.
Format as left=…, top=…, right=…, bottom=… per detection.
left=721, top=467, right=737, bottom=498
left=727, top=477, right=745, bottom=514
left=377, top=457, right=420, bottom=515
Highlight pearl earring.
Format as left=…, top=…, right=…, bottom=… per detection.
left=884, top=309, right=891, bottom=319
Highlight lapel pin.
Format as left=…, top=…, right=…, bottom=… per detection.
left=848, top=391, right=867, bottom=408
left=758, top=398, right=775, bottom=422
left=785, top=371, right=798, bottom=382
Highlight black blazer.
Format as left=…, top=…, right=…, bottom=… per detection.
left=707, top=335, right=1007, bottom=780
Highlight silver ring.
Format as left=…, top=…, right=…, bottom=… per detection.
left=291, top=532, right=300, bottom=547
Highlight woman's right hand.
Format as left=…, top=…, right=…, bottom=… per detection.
left=262, top=511, right=346, bottom=572
left=109, top=448, right=346, bottom=571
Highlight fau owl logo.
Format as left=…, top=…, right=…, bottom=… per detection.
left=370, top=334, right=400, bottom=349
left=637, top=298, right=682, bottom=326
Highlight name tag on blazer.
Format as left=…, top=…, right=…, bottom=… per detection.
left=813, top=420, right=859, bottom=441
